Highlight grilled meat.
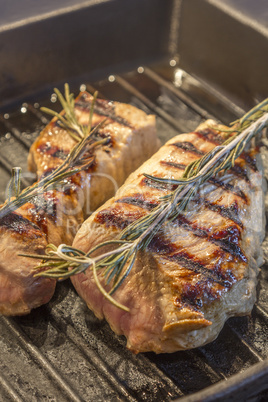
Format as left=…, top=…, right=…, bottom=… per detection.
left=0, top=210, right=55, bottom=316
left=0, top=93, right=159, bottom=316
left=28, top=92, right=159, bottom=215
left=0, top=187, right=83, bottom=315
left=71, top=120, right=266, bottom=353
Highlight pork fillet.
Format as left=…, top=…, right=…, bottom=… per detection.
left=1, top=92, right=159, bottom=316
left=71, top=120, right=266, bottom=353
left=28, top=92, right=159, bottom=215
left=0, top=211, right=55, bottom=315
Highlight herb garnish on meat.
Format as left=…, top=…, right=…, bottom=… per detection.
left=25, top=98, right=268, bottom=311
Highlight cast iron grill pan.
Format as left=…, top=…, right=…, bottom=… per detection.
left=0, top=61, right=267, bottom=402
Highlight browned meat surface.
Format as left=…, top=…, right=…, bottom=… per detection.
left=28, top=92, right=159, bottom=215
left=0, top=211, right=55, bottom=315
left=0, top=186, right=83, bottom=316
left=0, top=92, right=159, bottom=316
left=71, top=120, right=266, bottom=353
left=18, top=188, right=84, bottom=245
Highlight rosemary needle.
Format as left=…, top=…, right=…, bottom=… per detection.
left=0, top=85, right=107, bottom=219
left=29, top=98, right=268, bottom=311
left=41, top=84, right=99, bottom=141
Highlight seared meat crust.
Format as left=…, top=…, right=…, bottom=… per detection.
left=71, top=120, right=265, bottom=353
left=0, top=211, right=55, bottom=316
left=28, top=92, right=159, bottom=214
left=0, top=93, right=158, bottom=316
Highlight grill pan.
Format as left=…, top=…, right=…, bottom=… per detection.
left=0, top=1, right=268, bottom=401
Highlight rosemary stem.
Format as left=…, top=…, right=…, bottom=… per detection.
left=93, top=243, right=132, bottom=262
left=92, top=260, right=130, bottom=312
left=123, top=112, right=268, bottom=251
left=198, top=113, right=268, bottom=176
left=27, top=98, right=268, bottom=311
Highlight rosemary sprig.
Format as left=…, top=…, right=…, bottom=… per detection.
left=0, top=85, right=107, bottom=219
left=0, top=122, right=108, bottom=219
left=41, top=83, right=98, bottom=142
left=29, top=99, right=268, bottom=311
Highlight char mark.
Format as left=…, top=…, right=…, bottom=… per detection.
left=115, top=195, right=158, bottom=211
left=149, top=237, right=233, bottom=287
left=176, top=276, right=230, bottom=310
left=173, top=253, right=228, bottom=284
left=40, top=167, right=56, bottom=180
left=208, top=177, right=248, bottom=202
left=29, top=194, right=58, bottom=221
left=26, top=193, right=61, bottom=236
left=100, top=193, right=245, bottom=261
left=37, top=144, right=69, bottom=160
left=212, top=238, right=246, bottom=261
left=230, top=165, right=249, bottom=182
left=75, top=94, right=133, bottom=129
left=141, top=175, right=244, bottom=228
left=201, top=199, right=243, bottom=227
left=161, top=161, right=247, bottom=201
left=95, top=204, right=235, bottom=307
left=194, top=128, right=223, bottom=145
left=194, top=127, right=258, bottom=173
left=168, top=138, right=252, bottom=182
left=240, top=151, right=258, bottom=172
left=0, top=211, right=42, bottom=236
left=160, top=160, right=186, bottom=170
left=176, top=215, right=246, bottom=262
left=141, top=177, right=178, bottom=192
left=40, top=169, right=82, bottom=193
left=95, top=207, right=145, bottom=230
left=170, top=141, right=205, bottom=155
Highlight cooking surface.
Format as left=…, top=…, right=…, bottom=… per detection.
left=0, top=61, right=267, bottom=401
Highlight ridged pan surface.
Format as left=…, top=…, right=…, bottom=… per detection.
left=0, top=61, right=267, bottom=402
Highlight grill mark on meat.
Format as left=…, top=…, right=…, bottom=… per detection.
left=96, top=197, right=238, bottom=311
left=176, top=215, right=246, bottom=262
left=160, top=161, right=248, bottom=202
left=150, top=236, right=239, bottom=311
left=193, top=128, right=258, bottom=172
left=176, top=295, right=204, bottom=310
left=115, top=195, right=158, bottom=211
left=170, top=141, right=205, bottom=155
left=30, top=194, right=58, bottom=219
left=200, top=199, right=243, bottom=227
left=141, top=177, right=178, bottom=192
left=149, top=237, right=233, bottom=287
left=39, top=167, right=56, bottom=180
left=95, top=207, right=145, bottom=230
left=0, top=211, right=43, bottom=237
left=230, top=165, right=249, bottom=182
left=37, top=143, right=69, bottom=160
left=37, top=130, right=113, bottom=163
left=240, top=151, right=258, bottom=172
left=167, top=141, right=251, bottom=182
left=212, top=237, right=246, bottom=261
left=26, top=194, right=59, bottom=236
left=160, top=160, right=186, bottom=170
left=175, top=278, right=227, bottom=310
left=193, top=128, right=224, bottom=144
left=172, top=253, right=229, bottom=285
left=40, top=169, right=83, bottom=197
left=75, top=95, right=134, bottom=129
left=167, top=133, right=254, bottom=185
left=208, top=177, right=248, bottom=203
left=95, top=130, right=113, bottom=147
left=115, top=194, right=245, bottom=260
left=141, top=176, right=244, bottom=226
